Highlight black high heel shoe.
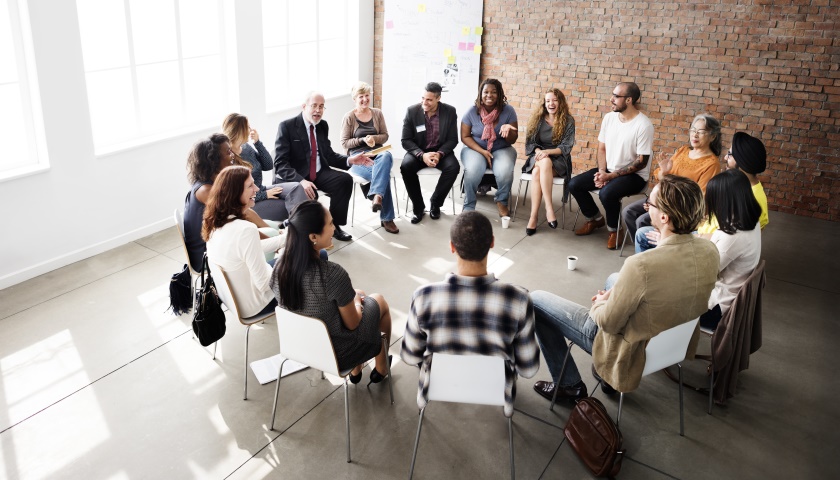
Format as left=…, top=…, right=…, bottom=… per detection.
left=367, top=355, right=393, bottom=386
left=348, top=369, right=363, bottom=384
left=548, top=220, right=558, bottom=229
left=525, top=227, right=536, bottom=236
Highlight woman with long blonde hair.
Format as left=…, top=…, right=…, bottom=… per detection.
left=522, top=88, right=575, bottom=235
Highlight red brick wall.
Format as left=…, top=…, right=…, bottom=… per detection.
left=374, top=0, right=840, bottom=220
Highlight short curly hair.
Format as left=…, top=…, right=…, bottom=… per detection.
left=450, top=211, right=493, bottom=261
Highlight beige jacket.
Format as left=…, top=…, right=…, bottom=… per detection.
left=591, top=233, right=719, bottom=392
left=340, top=108, right=389, bottom=153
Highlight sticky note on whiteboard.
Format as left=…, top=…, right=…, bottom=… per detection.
left=475, top=27, right=483, bottom=35
left=474, top=45, right=482, bottom=54
left=418, top=4, right=426, bottom=12
left=447, top=56, right=456, bottom=63
left=467, top=42, right=474, bottom=50
left=462, top=26, right=470, bottom=35
left=386, top=20, right=394, bottom=29
left=458, top=42, right=466, bottom=50
left=444, top=48, right=452, bottom=56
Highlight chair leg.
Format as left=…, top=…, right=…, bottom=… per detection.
left=212, top=341, right=217, bottom=360
left=382, top=335, right=394, bottom=405
left=450, top=184, right=456, bottom=214
left=550, top=341, right=575, bottom=411
left=344, top=376, right=351, bottom=463
left=351, top=185, right=356, bottom=226
left=244, top=324, right=252, bottom=400
left=508, top=416, right=515, bottom=480
left=708, top=364, right=714, bottom=415
left=270, top=359, right=288, bottom=431
left=617, top=392, right=624, bottom=428
left=571, top=208, right=581, bottom=231
left=511, top=179, right=527, bottom=221
left=392, top=177, right=400, bottom=215
left=618, top=228, right=630, bottom=257
left=408, top=408, right=427, bottom=479
left=678, top=363, right=685, bottom=436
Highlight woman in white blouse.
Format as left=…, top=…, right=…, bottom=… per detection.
left=700, top=169, right=762, bottom=331
left=204, top=166, right=283, bottom=318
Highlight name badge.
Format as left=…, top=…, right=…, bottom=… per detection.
left=416, top=124, right=426, bottom=133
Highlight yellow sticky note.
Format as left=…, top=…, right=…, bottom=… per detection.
left=444, top=48, right=452, bottom=57
left=418, top=4, right=426, bottom=12
left=474, top=27, right=483, bottom=35
left=474, top=45, right=482, bottom=54
left=447, top=56, right=456, bottom=63
left=462, top=26, right=470, bottom=35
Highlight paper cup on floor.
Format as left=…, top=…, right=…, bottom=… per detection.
left=501, top=216, right=511, bottom=229
left=567, top=256, right=578, bottom=271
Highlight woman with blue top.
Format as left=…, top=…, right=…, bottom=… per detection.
left=222, top=113, right=308, bottom=222
left=340, top=82, right=399, bottom=234
left=460, top=78, right=519, bottom=216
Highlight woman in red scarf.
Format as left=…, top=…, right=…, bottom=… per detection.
left=460, top=78, right=519, bottom=216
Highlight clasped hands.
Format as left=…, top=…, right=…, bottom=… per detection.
left=594, top=170, right=615, bottom=188
left=591, top=288, right=612, bottom=304
left=423, top=151, right=441, bottom=168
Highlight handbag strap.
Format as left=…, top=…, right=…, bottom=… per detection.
left=200, top=253, right=210, bottom=287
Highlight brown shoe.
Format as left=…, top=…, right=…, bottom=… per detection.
left=371, top=194, right=383, bottom=213
left=497, top=202, right=510, bottom=217
left=574, top=217, right=606, bottom=236
left=380, top=220, right=399, bottom=234
left=607, top=231, right=618, bottom=249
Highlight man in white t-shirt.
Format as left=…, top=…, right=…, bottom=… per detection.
left=569, top=82, right=654, bottom=249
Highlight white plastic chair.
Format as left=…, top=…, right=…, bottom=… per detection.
left=511, top=173, right=568, bottom=226
left=209, top=262, right=276, bottom=400
left=270, top=307, right=393, bottom=463
left=347, top=171, right=401, bottom=226
left=173, top=209, right=201, bottom=277
left=404, top=167, right=457, bottom=215
left=408, top=353, right=514, bottom=479
left=550, top=317, right=699, bottom=436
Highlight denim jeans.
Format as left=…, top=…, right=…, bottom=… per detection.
left=349, top=151, right=395, bottom=221
left=532, top=273, right=619, bottom=387
left=461, top=146, right=516, bottom=211
left=635, top=226, right=657, bottom=254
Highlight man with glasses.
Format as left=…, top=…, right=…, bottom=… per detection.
left=531, top=175, right=718, bottom=403
left=274, top=92, right=372, bottom=242
left=569, top=82, right=654, bottom=249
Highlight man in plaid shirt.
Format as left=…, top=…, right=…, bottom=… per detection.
left=400, top=211, right=539, bottom=417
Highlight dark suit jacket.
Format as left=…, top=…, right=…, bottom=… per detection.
left=274, top=114, right=349, bottom=182
left=401, top=102, right=458, bottom=159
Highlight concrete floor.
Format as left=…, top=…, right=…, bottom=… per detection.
left=1, top=169, right=838, bottom=479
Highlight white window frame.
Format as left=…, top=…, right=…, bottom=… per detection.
left=0, top=0, right=49, bottom=182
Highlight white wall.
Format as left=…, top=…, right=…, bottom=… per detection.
left=0, top=0, right=374, bottom=289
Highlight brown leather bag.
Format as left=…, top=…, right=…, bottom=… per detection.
left=564, top=397, right=624, bottom=477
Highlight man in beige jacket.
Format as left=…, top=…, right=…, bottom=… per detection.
left=532, top=175, right=719, bottom=402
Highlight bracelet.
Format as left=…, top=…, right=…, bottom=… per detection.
left=355, top=303, right=362, bottom=307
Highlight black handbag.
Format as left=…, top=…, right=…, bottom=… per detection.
left=192, top=255, right=226, bottom=346
left=168, top=264, right=193, bottom=315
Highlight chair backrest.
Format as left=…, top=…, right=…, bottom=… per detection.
left=427, top=353, right=506, bottom=407
left=208, top=261, right=243, bottom=322
left=642, top=317, right=700, bottom=377
left=275, top=307, right=342, bottom=376
left=174, top=209, right=199, bottom=275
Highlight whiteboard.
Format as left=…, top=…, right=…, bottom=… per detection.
left=381, top=0, right=484, bottom=158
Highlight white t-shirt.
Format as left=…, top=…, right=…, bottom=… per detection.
left=206, top=219, right=281, bottom=318
left=597, top=111, right=654, bottom=180
left=708, top=224, right=762, bottom=314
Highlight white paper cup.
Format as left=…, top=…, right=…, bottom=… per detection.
left=567, top=255, right=578, bottom=271
left=501, top=216, right=511, bottom=229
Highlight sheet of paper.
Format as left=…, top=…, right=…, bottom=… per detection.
left=250, top=354, right=309, bottom=385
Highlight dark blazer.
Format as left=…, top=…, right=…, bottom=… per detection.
left=401, top=102, right=458, bottom=159
left=274, top=114, right=349, bottom=182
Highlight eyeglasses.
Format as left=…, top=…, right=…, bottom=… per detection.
left=644, top=200, right=659, bottom=210
left=611, top=93, right=630, bottom=99
left=689, top=128, right=708, bottom=136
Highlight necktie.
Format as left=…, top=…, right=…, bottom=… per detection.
left=309, top=124, right=317, bottom=181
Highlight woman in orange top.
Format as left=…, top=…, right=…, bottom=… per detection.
left=622, top=113, right=722, bottom=242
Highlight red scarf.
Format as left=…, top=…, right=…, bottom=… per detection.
left=480, top=107, right=500, bottom=151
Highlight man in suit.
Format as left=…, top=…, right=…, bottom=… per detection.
left=274, top=92, right=372, bottom=241
left=400, top=82, right=460, bottom=224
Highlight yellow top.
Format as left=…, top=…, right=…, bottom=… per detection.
left=697, top=181, right=769, bottom=234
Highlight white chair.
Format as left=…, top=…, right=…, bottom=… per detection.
left=511, top=173, right=568, bottom=226
left=404, top=167, right=457, bottom=215
left=173, top=209, right=201, bottom=277
left=347, top=171, right=401, bottom=226
left=208, top=262, right=276, bottom=400
left=270, top=307, right=393, bottom=463
left=550, top=317, right=700, bottom=436
left=408, top=353, right=514, bottom=480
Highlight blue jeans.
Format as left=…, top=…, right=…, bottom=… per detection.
left=349, top=151, right=395, bottom=221
left=532, top=273, right=619, bottom=387
left=461, top=145, right=516, bottom=211
left=635, top=226, right=657, bottom=254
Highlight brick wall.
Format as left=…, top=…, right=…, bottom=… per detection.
left=374, top=0, right=840, bottom=220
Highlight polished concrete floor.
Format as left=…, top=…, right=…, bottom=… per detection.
left=1, top=170, right=838, bottom=479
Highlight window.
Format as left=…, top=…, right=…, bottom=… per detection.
left=76, top=0, right=230, bottom=153
left=262, top=0, right=354, bottom=112
left=0, top=0, right=48, bottom=179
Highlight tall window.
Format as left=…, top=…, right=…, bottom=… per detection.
left=0, top=0, right=47, bottom=179
left=76, top=0, right=229, bottom=153
left=262, top=0, right=352, bottom=112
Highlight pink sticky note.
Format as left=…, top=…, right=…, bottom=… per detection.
left=467, top=42, right=475, bottom=50
left=386, top=20, right=394, bottom=29
left=458, top=42, right=467, bottom=50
